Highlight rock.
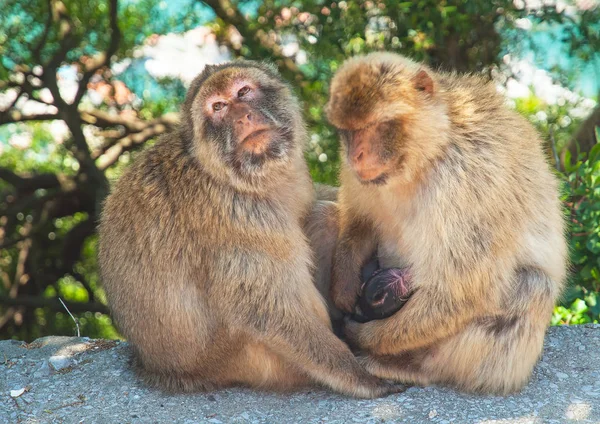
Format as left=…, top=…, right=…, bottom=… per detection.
left=49, top=355, right=73, bottom=371
left=0, top=325, right=599, bottom=423
left=10, top=388, right=25, bottom=398
left=555, top=372, right=568, bottom=380
left=33, top=360, right=51, bottom=378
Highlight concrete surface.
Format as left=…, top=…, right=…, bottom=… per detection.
left=1, top=325, right=599, bottom=424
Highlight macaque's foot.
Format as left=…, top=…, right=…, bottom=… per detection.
left=353, top=265, right=412, bottom=323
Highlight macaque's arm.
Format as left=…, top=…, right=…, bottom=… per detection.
left=331, top=216, right=377, bottom=313
left=345, top=285, right=477, bottom=355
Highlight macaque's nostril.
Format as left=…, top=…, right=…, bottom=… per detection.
left=237, top=113, right=252, bottom=126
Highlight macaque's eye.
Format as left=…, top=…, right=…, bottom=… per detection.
left=212, top=101, right=227, bottom=112
left=237, top=86, right=252, bottom=98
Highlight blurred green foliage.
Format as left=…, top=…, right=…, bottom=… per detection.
left=0, top=0, right=599, bottom=341
left=554, top=127, right=600, bottom=324
left=514, top=95, right=600, bottom=324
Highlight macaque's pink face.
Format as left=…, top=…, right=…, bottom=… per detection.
left=195, top=68, right=297, bottom=176
left=337, top=120, right=403, bottom=185
left=204, top=81, right=276, bottom=156
left=327, top=57, right=436, bottom=185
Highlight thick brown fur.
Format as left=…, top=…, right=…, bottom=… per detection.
left=98, top=61, right=398, bottom=398
left=326, top=52, right=568, bottom=395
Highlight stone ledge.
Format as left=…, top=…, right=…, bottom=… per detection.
left=1, top=325, right=599, bottom=424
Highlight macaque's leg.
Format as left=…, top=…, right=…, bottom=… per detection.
left=229, top=340, right=313, bottom=391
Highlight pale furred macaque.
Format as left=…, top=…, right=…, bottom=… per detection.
left=325, top=52, right=568, bottom=395
left=98, top=61, right=401, bottom=398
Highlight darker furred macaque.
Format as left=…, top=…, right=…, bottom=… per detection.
left=98, top=61, right=399, bottom=398
left=326, top=52, right=567, bottom=395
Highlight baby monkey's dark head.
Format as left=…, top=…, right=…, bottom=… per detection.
left=182, top=61, right=304, bottom=187
left=326, top=53, right=449, bottom=185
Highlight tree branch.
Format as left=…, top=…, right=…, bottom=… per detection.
left=84, top=111, right=178, bottom=162
left=0, top=295, right=109, bottom=314
left=81, top=109, right=178, bottom=133
left=0, top=235, right=28, bottom=250
left=42, top=0, right=77, bottom=109
left=0, top=167, right=61, bottom=192
left=201, top=0, right=301, bottom=77
left=32, top=0, right=54, bottom=61
left=96, top=120, right=175, bottom=169
left=72, top=0, right=121, bottom=106
left=0, top=111, right=58, bottom=125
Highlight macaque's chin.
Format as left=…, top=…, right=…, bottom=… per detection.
left=230, top=132, right=293, bottom=176
left=354, top=168, right=390, bottom=186
left=353, top=154, right=406, bottom=185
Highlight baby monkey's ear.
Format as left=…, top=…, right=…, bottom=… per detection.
left=413, top=69, right=434, bottom=95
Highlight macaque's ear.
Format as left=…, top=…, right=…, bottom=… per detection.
left=413, top=69, right=434, bottom=95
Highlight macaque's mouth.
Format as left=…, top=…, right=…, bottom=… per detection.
left=240, top=128, right=275, bottom=154
left=241, top=128, right=272, bottom=144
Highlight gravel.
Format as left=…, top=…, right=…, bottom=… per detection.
left=1, top=325, right=599, bottom=423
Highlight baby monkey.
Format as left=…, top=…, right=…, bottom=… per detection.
left=99, top=61, right=399, bottom=398
left=354, top=259, right=412, bottom=323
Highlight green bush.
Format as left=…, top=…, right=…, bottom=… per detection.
left=554, top=126, right=600, bottom=324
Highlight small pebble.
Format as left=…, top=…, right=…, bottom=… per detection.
left=33, top=360, right=50, bottom=378
left=10, top=388, right=25, bottom=398
left=49, top=355, right=72, bottom=371
left=555, top=372, right=568, bottom=380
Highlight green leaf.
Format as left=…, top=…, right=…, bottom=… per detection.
left=563, top=150, right=574, bottom=173
left=589, top=141, right=600, bottom=164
